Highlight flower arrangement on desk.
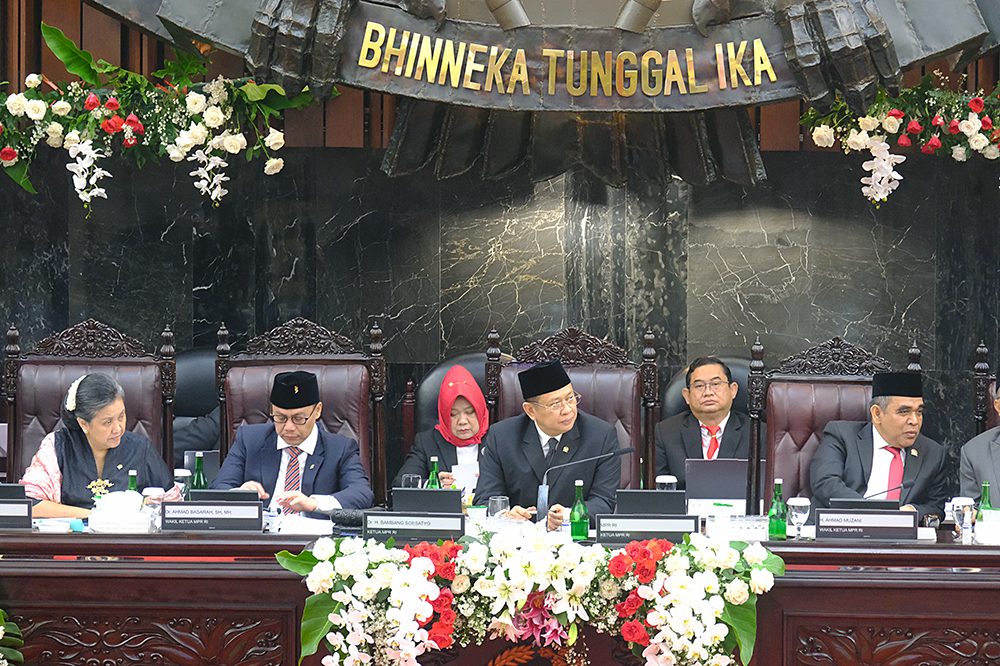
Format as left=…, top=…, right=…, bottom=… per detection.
left=0, top=24, right=315, bottom=210
left=277, top=529, right=784, bottom=666
left=800, top=74, right=1000, bottom=204
left=0, top=608, right=25, bottom=666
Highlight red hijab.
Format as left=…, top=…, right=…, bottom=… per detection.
left=434, top=365, right=489, bottom=448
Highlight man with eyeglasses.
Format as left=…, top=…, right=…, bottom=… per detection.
left=213, top=371, right=373, bottom=516
left=654, top=357, right=751, bottom=490
left=473, top=359, right=620, bottom=531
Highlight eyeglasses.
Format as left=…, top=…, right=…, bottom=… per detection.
left=531, top=393, right=582, bottom=412
left=270, top=405, right=317, bottom=425
left=688, top=380, right=729, bottom=394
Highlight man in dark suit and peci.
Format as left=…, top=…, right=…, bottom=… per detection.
left=654, top=357, right=752, bottom=490
left=213, top=370, right=373, bottom=517
left=473, top=359, right=620, bottom=531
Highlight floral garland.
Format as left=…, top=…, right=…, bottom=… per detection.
left=0, top=609, right=24, bottom=666
left=277, top=528, right=784, bottom=666
left=800, top=73, right=1000, bottom=203
left=0, top=23, right=315, bottom=210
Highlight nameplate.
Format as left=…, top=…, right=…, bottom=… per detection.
left=815, top=509, right=918, bottom=540
left=363, top=512, right=464, bottom=544
left=0, top=500, right=32, bottom=529
left=161, top=501, right=263, bottom=532
left=596, top=514, right=699, bottom=547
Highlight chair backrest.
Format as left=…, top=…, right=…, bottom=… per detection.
left=660, top=356, right=753, bottom=421
left=751, top=337, right=896, bottom=510
left=485, top=327, right=659, bottom=490
left=215, top=318, right=388, bottom=505
left=973, top=342, right=999, bottom=434
left=3, top=320, right=175, bottom=481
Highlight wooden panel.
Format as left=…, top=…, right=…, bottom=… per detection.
left=901, top=67, right=922, bottom=88
left=81, top=3, right=121, bottom=67
left=41, top=0, right=80, bottom=85
left=382, top=94, right=396, bottom=147
left=283, top=103, right=325, bottom=147
left=325, top=85, right=364, bottom=148
left=369, top=91, right=383, bottom=148
left=125, top=26, right=141, bottom=72
left=206, top=50, right=245, bottom=80
left=759, top=100, right=801, bottom=151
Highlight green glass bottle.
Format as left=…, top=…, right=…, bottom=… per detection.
left=427, top=456, right=441, bottom=489
left=768, top=478, right=787, bottom=540
left=977, top=481, right=993, bottom=522
left=127, top=470, right=138, bottom=492
left=191, top=452, right=209, bottom=491
left=570, top=479, right=589, bottom=540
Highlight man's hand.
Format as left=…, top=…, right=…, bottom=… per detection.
left=276, top=491, right=319, bottom=514
left=507, top=505, right=534, bottom=521
left=240, top=481, right=269, bottom=499
left=900, top=504, right=916, bottom=512
left=547, top=504, right=566, bottom=531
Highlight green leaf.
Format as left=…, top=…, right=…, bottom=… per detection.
left=41, top=22, right=100, bottom=86
left=151, top=50, right=207, bottom=87
left=721, top=593, right=758, bottom=665
left=567, top=622, right=578, bottom=646
left=761, top=552, right=786, bottom=577
left=241, top=81, right=282, bottom=102
left=0, top=635, right=23, bottom=648
left=301, top=593, right=337, bottom=662
left=3, top=160, right=37, bottom=194
left=275, top=549, right=319, bottom=576
left=0, top=646, right=23, bottom=662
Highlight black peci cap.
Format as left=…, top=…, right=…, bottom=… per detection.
left=270, top=371, right=320, bottom=409
left=518, top=359, right=571, bottom=400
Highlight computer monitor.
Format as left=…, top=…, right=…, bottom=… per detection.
left=616, top=489, right=686, bottom=515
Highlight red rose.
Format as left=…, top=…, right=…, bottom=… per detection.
left=609, top=553, right=634, bottom=578
left=897, top=135, right=911, bottom=147
left=436, top=561, right=456, bottom=580
left=427, top=549, right=445, bottom=566
left=0, top=124, right=4, bottom=135
left=429, top=632, right=453, bottom=649
left=625, top=542, right=645, bottom=560
left=621, top=620, right=650, bottom=646
left=431, top=589, right=454, bottom=612
left=430, top=620, right=452, bottom=634
left=634, top=559, right=657, bottom=584
left=105, top=97, right=120, bottom=110
left=0, top=147, right=16, bottom=161
left=624, top=590, right=643, bottom=613
left=123, top=136, right=137, bottom=147
left=906, top=120, right=923, bottom=134
left=921, top=136, right=942, bottom=154
left=84, top=92, right=99, bottom=110
left=439, top=608, right=457, bottom=625
left=124, top=113, right=144, bottom=134
left=983, top=116, right=994, bottom=131
left=949, top=119, right=961, bottom=134
left=101, top=114, right=124, bottom=134
left=969, top=97, right=985, bottom=114
left=887, top=108, right=904, bottom=119
left=931, top=115, right=944, bottom=126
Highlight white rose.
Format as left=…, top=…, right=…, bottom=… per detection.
left=742, top=541, right=768, bottom=566
left=264, top=157, right=284, bottom=175
left=63, top=130, right=81, bottom=149
left=952, top=145, right=968, bottom=162
left=46, top=134, right=62, bottom=148
left=858, top=116, right=879, bottom=132
left=473, top=577, right=499, bottom=596
left=188, top=122, right=209, bottom=145
left=175, top=131, right=196, bottom=153
left=969, top=133, right=990, bottom=152
left=312, top=537, right=337, bottom=561
left=717, top=546, right=740, bottom=570
left=306, top=560, right=335, bottom=594
left=749, top=567, right=775, bottom=594
left=25, top=73, right=42, bottom=88
left=881, top=116, right=901, bottom=134
left=186, top=91, right=207, bottom=115
left=960, top=112, right=982, bottom=137
left=451, top=574, right=471, bottom=594
left=223, top=132, right=246, bottom=154
left=51, top=99, right=72, bottom=116
left=167, top=145, right=186, bottom=162
left=985, top=144, right=1000, bottom=160
left=723, top=579, right=749, bottom=605
left=203, top=105, right=225, bottom=128
left=265, top=127, right=285, bottom=150
left=665, top=554, right=690, bottom=573
left=811, top=125, right=835, bottom=148
left=845, top=129, right=869, bottom=151
left=5, top=93, right=26, bottom=116
left=25, top=98, right=47, bottom=120
left=45, top=122, right=64, bottom=137
left=371, top=563, right=396, bottom=586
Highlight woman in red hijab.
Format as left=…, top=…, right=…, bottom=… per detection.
left=393, top=365, right=488, bottom=493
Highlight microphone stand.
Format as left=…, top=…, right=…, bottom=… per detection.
left=535, top=447, right=635, bottom=524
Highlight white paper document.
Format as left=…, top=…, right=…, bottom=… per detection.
left=450, top=461, right=480, bottom=494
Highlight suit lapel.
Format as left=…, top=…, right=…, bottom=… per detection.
left=301, top=428, right=327, bottom=496
left=546, top=422, right=581, bottom=489
left=682, top=413, right=704, bottom=460
left=858, top=425, right=875, bottom=483
left=719, top=414, right=743, bottom=458
left=262, top=429, right=283, bottom=498
left=440, top=439, right=460, bottom=470
left=522, top=423, right=546, bottom=484
left=900, top=440, right=925, bottom=505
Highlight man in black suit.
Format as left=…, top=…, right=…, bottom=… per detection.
left=654, top=357, right=751, bottom=490
left=472, top=359, right=620, bottom=531
left=810, top=372, right=948, bottom=524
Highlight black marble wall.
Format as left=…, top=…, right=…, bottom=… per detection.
left=2, top=143, right=998, bottom=489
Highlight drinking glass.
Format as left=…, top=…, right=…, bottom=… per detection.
left=401, top=474, right=423, bottom=488
left=173, top=469, right=192, bottom=501
left=487, top=496, right=510, bottom=531
left=656, top=475, right=678, bottom=491
left=952, top=496, right=975, bottom=543
left=787, top=497, right=811, bottom=539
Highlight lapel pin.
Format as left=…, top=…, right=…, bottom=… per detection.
left=562, top=446, right=569, bottom=453
left=910, top=449, right=918, bottom=457
left=310, top=464, right=315, bottom=469
left=117, top=464, right=123, bottom=470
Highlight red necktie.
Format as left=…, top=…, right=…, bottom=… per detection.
left=282, top=446, right=304, bottom=514
left=885, top=446, right=903, bottom=500
left=704, top=425, right=721, bottom=460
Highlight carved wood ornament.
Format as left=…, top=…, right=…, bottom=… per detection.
left=511, top=327, right=635, bottom=367
left=242, top=317, right=357, bottom=356
left=798, top=625, right=1000, bottom=666
left=775, top=337, right=892, bottom=376
left=33, top=318, right=148, bottom=358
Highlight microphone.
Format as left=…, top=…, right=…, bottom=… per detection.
left=864, top=479, right=914, bottom=500
left=536, top=447, right=635, bottom=523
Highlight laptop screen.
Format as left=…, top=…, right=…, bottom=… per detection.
left=684, top=458, right=749, bottom=500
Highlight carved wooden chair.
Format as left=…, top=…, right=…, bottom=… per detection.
left=485, top=327, right=659, bottom=490
left=973, top=342, right=999, bottom=435
left=3, top=319, right=176, bottom=482
left=748, top=337, right=915, bottom=512
left=215, top=317, right=388, bottom=505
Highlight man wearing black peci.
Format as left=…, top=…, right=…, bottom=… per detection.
left=810, top=371, right=948, bottom=524
left=472, top=359, right=620, bottom=531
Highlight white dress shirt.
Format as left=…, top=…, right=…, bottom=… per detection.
left=698, top=412, right=732, bottom=459
left=535, top=424, right=564, bottom=458
left=270, top=425, right=341, bottom=513
left=865, top=425, right=905, bottom=500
